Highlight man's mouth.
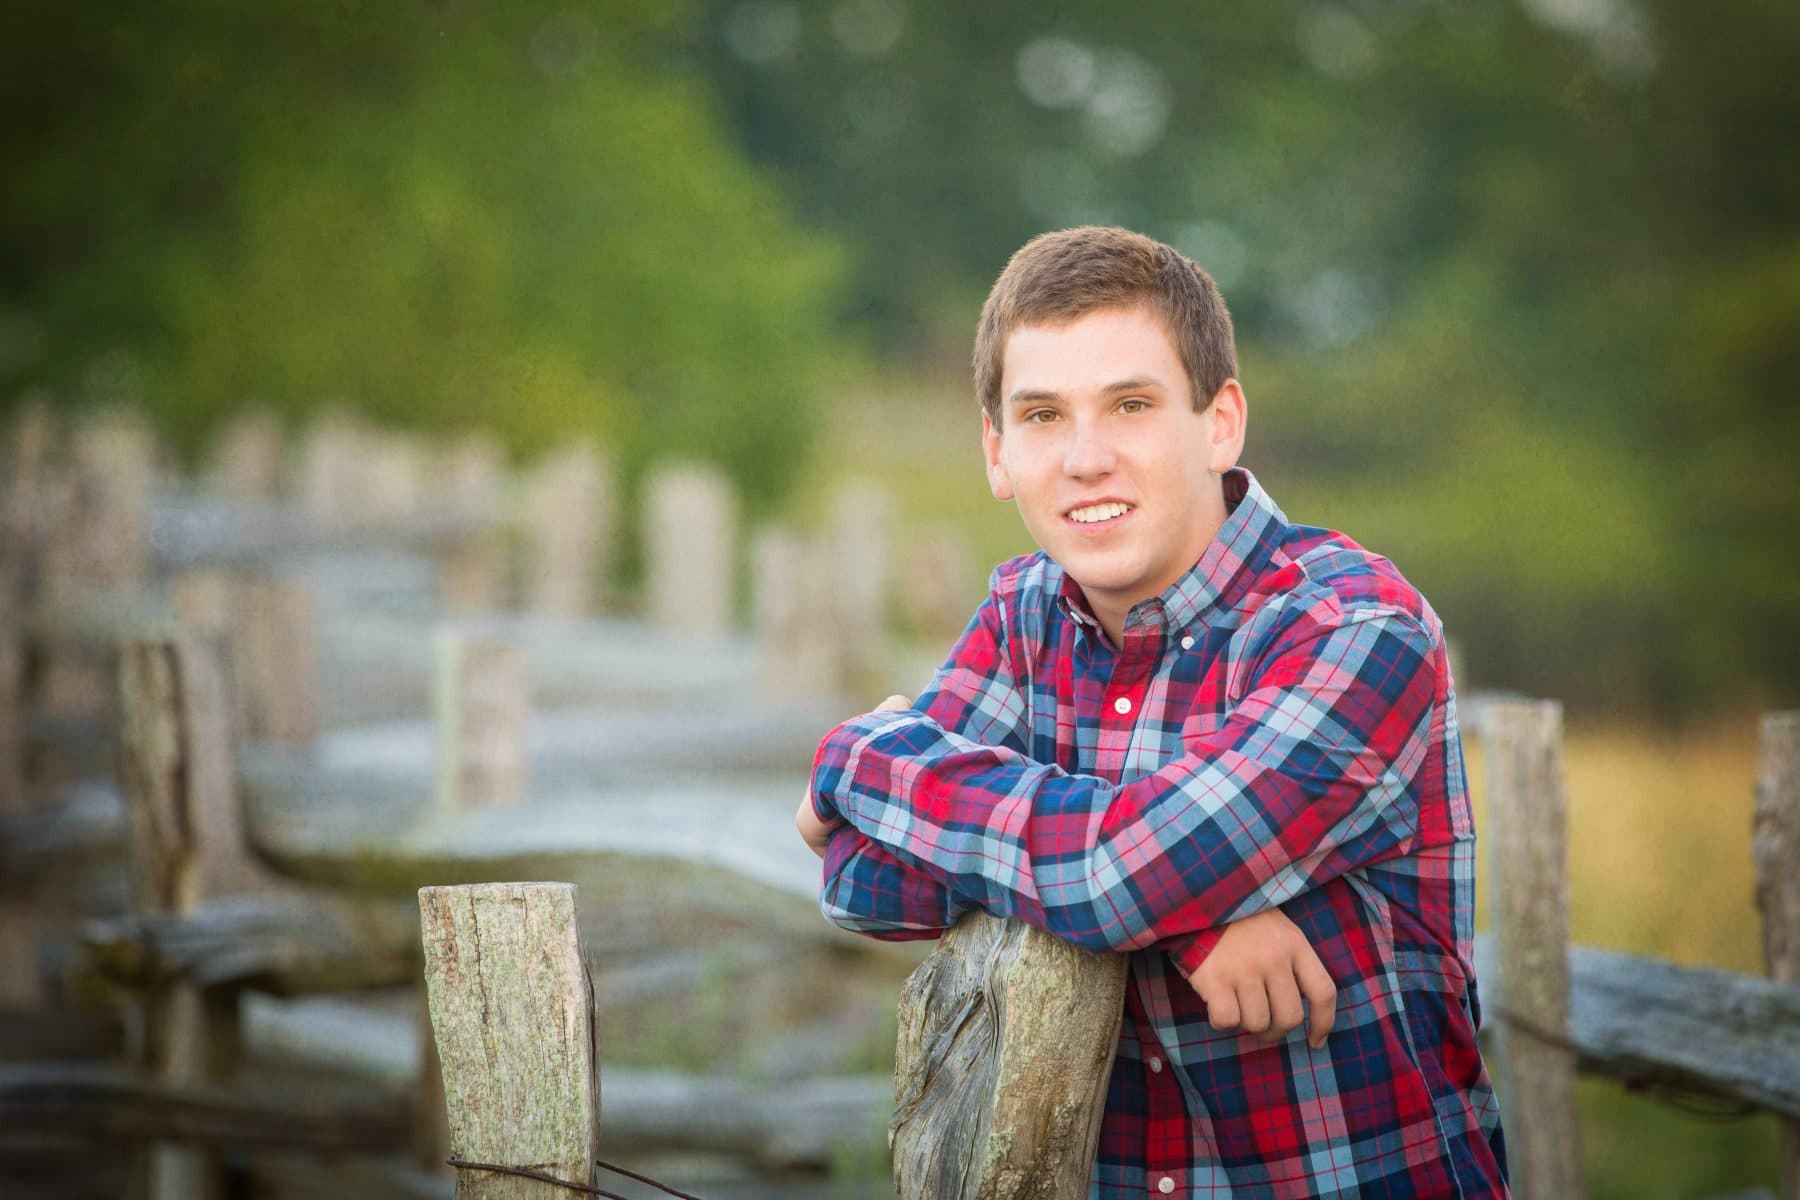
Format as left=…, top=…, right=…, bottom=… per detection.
left=1064, top=501, right=1135, bottom=532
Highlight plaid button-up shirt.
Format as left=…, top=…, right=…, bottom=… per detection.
left=809, top=466, right=1509, bottom=1197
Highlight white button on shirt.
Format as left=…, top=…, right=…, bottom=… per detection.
left=1180, top=635, right=1194, bottom=650
left=1148, top=1056, right=1163, bottom=1074
left=1113, top=696, right=1132, bottom=715
left=1158, top=1177, right=1176, bottom=1194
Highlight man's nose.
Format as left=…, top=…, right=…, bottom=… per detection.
left=1063, top=416, right=1117, bottom=477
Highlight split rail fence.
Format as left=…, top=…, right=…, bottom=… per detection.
left=0, top=401, right=1795, bottom=1200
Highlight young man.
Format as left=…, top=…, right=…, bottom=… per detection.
left=796, top=226, right=1509, bottom=1197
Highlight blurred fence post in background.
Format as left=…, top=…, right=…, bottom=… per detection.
left=436, top=432, right=510, bottom=615
left=433, top=627, right=530, bottom=814
left=643, top=459, right=737, bottom=644
left=117, top=635, right=256, bottom=1200
left=827, top=476, right=894, bottom=700
left=203, top=407, right=284, bottom=502
left=1481, top=698, right=1585, bottom=1200
left=419, top=881, right=598, bottom=1200
left=523, top=441, right=613, bottom=621
left=751, top=522, right=838, bottom=699
left=1755, top=713, right=1800, bottom=1200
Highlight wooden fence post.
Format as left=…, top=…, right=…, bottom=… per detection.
left=204, top=408, right=284, bottom=502
left=643, top=460, right=736, bottom=643
left=750, top=523, right=836, bottom=699
left=117, top=634, right=258, bottom=1200
left=827, top=476, right=893, bottom=697
left=433, top=627, right=530, bottom=812
left=1481, top=698, right=1584, bottom=1199
left=891, top=913, right=1126, bottom=1199
left=522, top=442, right=612, bottom=620
left=173, top=569, right=318, bottom=747
left=419, top=882, right=598, bottom=1199
left=417, top=628, right=532, bottom=1173
left=1754, top=711, right=1800, bottom=1200
left=437, top=432, right=509, bottom=615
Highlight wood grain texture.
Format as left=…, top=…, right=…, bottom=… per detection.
left=891, top=912, right=1126, bottom=1200
left=1753, top=712, right=1800, bottom=1200
left=419, top=882, right=597, bottom=1199
left=1481, top=698, right=1584, bottom=1200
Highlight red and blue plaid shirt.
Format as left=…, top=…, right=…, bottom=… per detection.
left=809, top=466, right=1509, bottom=1198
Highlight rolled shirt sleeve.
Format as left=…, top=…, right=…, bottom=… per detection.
left=810, top=598, right=1437, bottom=957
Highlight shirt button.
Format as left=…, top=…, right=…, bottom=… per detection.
left=1180, top=635, right=1194, bottom=650
left=1113, top=696, right=1132, bottom=715
left=1148, top=1056, right=1163, bottom=1073
left=1158, top=1178, right=1176, bottom=1194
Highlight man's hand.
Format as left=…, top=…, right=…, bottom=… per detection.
left=797, top=693, right=913, bottom=859
left=1185, top=907, right=1337, bottom=1050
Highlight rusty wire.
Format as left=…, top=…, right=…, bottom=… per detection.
left=446, top=1156, right=709, bottom=1199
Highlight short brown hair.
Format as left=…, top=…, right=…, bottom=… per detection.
left=973, top=226, right=1238, bottom=430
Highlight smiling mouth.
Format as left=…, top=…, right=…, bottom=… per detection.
left=1063, top=503, right=1135, bottom=532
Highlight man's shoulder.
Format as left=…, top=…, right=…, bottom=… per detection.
left=986, top=550, right=1057, bottom=607
left=1259, top=523, right=1444, bottom=644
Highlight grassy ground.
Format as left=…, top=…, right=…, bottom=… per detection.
left=792, top=381, right=1786, bottom=1197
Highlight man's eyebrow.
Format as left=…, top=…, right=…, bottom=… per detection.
left=1004, top=376, right=1167, bottom=406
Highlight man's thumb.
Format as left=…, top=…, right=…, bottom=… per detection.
left=875, top=694, right=912, bottom=712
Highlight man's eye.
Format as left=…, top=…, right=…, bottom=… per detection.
left=1026, top=409, right=1057, bottom=423
left=1120, top=398, right=1148, bottom=413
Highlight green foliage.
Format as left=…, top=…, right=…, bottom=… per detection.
left=0, top=0, right=856, bottom=518
left=692, top=0, right=1799, bottom=716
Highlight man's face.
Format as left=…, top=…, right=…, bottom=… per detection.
left=982, top=303, right=1245, bottom=624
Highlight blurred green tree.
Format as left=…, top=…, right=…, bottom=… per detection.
left=684, top=0, right=1798, bottom=716
left=0, top=0, right=855, bottom=519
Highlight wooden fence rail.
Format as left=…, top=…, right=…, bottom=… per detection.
left=3, top=406, right=1798, bottom=1200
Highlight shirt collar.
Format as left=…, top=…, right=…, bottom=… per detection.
left=1055, top=465, right=1290, bottom=639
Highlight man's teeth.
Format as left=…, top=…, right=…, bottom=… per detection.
left=1068, top=502, right=1132, bottom=524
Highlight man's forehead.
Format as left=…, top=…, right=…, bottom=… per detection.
left=1000, top=305, right=1185, bottom=397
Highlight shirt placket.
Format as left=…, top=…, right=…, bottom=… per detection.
left=1103, top=618, right=1188, bottom=1198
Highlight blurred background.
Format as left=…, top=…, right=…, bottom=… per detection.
left=2, top=1, right=1796, bottom=1197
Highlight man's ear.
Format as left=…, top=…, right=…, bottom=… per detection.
left=1205, top=379, right=1248, bottom=475
left=981, top=410, right=1015, bottom=501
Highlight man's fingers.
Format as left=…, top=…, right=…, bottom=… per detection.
left=1234, top=981, right=1271, bottom=1037
left=1202, top=981, right=1240, bottom=1032
left=1294, top=949, right=1338, bottom=1048
left=875, top=693, right=911, bottom=712
left=1261, top=971, right=1305, bottom=1044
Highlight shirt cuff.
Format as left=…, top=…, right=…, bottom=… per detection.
left=808, top=707, right=919, bottom=823
left=1167, top=924, right=1232, bottom=980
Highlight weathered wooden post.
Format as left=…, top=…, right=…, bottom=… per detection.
left=643, top=460, right=736, bottom=642
left=1754, top=711, right=1800, bottom=1200
left=173, top=569, right=318, bottom=747
left=117, top=634, right=261, bottom=1200
left=363, top=429, right=427, bottom=524
left=416, top=627, right=533, bottom=1172
left=436, top=431, right=510, bottom=615
left=419, top=882, right=599, bottom=1199
left=898, top=524, right=979, bottom=647
left=891, top=913, right=1126, bottom=1199
left=522, top=441, right=612, bottom=620
left=1481, top=698, right=1583, bottom=1200
left=204, top=407, right=284, bottom=501
left=434, top=627, right=530, bottom=812
left=294, top=410, right=365, bottom=530
left=37, top=410, right=156, bottom=738
left=750, top=523, right=837, bottom=699
left=827, top=477, right=894, bottom=696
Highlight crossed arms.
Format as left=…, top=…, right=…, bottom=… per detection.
left=807, top=568, right=1439, bottom=983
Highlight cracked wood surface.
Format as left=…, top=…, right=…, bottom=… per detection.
left=419, top=882, right=597, bottom=1199
left=891, top=912, right=1126, bottom=1200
